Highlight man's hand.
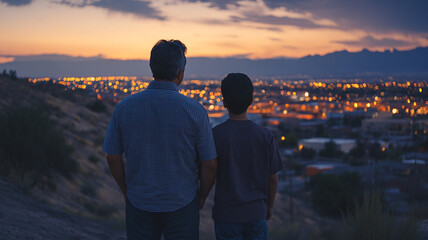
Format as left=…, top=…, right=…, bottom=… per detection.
left=266, top=207, right=273, bottom=220
left=199, top=158, right=217, bottom=210
left=106, top=154, right=127, bottom=200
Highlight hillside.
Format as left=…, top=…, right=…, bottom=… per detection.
left=0, top=179, right=125, bottom=240
left=0, top=75, right=125, bottom=221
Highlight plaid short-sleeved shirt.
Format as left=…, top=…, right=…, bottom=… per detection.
left=103, top=80, right=217, bottom=212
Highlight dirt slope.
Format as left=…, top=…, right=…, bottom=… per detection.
left=0, top=179, right=126, bottom=240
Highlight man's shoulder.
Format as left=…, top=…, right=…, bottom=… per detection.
left=179, top=95, right=207, bottom=113
left=112, top=93, right=141, bottom=111
left=117, top=92, right=142, bottom=104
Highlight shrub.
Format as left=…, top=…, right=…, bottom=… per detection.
left=300, top=147, right=316, bottom=160
left=0, top=106, right=78, bottom=179
left=89, top=154, right=99, bottom=164
left=87, top=100, right=107, bottom=113
left=319, top=140, right=344, bottom=158
left=280, top=133, right=299, bottom=148
left=286, top=159, right=304, bottom=175
left=348, top=141, right=365, bottom=159
left=334, top=192, right=423, bottom=240
left=94, top=135, right=105, bottom=147
left=83, top=202, right=116, bottom=217
left=309, top=172, right=361, bottom=216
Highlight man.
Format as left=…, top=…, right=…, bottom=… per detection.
left=103, top=40, right=217, bottom=240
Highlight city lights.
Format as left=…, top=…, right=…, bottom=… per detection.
left=27, top=76, right=428, bottom=119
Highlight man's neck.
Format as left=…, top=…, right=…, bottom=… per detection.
left=154, top=78, right=181, bottom=86
left=229, top=112, right=249, bottom=121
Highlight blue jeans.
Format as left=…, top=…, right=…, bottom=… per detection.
left=214, top=219, right=268, bottom=240
left=126, top=197, right=199, bottom=240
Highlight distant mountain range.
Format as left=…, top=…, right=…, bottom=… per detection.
left=1, top=47, right=428, bottom=78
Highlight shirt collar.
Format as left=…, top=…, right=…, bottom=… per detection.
left=147, top=80, right=178, bottom=92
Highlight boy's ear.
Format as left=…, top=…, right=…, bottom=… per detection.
left=222, top=98, right=228, bottom=109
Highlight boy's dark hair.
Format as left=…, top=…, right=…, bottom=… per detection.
left=221, top=73, right=253, bottom=115
left=149, top=39, right=187, bottom=81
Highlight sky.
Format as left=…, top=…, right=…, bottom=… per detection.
left=0, top=0, right=427, bottom=63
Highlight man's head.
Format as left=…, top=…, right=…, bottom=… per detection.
left=149, top=39, right=187, bottom=81
left=221, top=73, right=253, bottom=115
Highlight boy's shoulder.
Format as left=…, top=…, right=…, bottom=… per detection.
left=213, top=120, right=273, bottom=138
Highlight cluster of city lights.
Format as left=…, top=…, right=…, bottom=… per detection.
left=28, top=76, right=428, bottom=119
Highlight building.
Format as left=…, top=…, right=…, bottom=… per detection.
left=415, top=119, right=428, bottom=135
left=298, top=138, right=357, bottom=154
left=362, top=118, right=412, bottom=136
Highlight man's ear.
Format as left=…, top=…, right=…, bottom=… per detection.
left=176, top=69, right=184, bottom=86
left=223, top=98, right=228, bottom=109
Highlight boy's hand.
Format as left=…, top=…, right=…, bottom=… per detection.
left=266, top=207, right=273, bottom=220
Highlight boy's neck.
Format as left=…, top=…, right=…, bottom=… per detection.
left=229, top=112, right=249, bottom=121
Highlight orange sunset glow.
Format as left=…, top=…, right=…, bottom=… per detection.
left=1, top=0, right=427, bottom=60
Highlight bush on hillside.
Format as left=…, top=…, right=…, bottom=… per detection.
left=334, top=192, right=423, bottom=240
left=309, top=172, right=361, bottom=216
left=87, top=100, right=107, bottom=113
left=0, top=106, right=78, bottom=180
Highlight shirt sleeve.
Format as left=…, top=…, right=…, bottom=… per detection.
left=102, top=105, right=123, bottom=155
left=268, top=132, right=284, bottom=174
left=196, top=109, right=217, bottom=161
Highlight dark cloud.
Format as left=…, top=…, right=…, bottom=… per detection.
left=263, top=0, right=428, bottom=33
left=335, top=36, right=411, bottom=48
left=200, top=19, right=283, bottom=32
left=185, top=0, right=234, bottom=9
left=0, top=0, right=32, bottom=6
left=188, top=0, right=324, bottom=29
left=231, top=15, right=324, bottom=29
left=59, top=0, right=164, bottom=20
left=185, top=0, right=428, bottom=33
left=252, top=26, right=283, bottom=32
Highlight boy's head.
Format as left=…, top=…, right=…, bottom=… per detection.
left=221, top=73, right=253, bottom=115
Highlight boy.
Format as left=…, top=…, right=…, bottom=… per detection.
left=212, top=73, right=284, bottom=240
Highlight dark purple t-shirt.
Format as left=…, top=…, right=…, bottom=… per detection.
left=212, top=119, right=284, bottom=223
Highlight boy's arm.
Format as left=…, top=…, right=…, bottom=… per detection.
left=266, top=173, right=279, bottom=220
left=199, top=158, right=218, bottom=209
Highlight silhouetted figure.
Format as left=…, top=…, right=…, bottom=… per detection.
left=212, top=73, right=284, bottom=240
left=103, top=40, right=217, bottom=240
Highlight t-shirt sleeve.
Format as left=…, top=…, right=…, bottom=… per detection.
left=268, top=132, right=284, bottom=174
left=102, top=106, right=123, bottom=155
left=196, top=109, right=217, bottom=161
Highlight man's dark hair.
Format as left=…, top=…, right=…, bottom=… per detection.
left=149, top=39, right=187, bottom=81
left=221, top=73, right=253, bottom=115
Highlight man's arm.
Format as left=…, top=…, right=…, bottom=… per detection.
left=106, top=154, right=127, bottom=198
left=266, top=173, right=279, bottom=220
left=199, top=158, right=218, bottom=209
